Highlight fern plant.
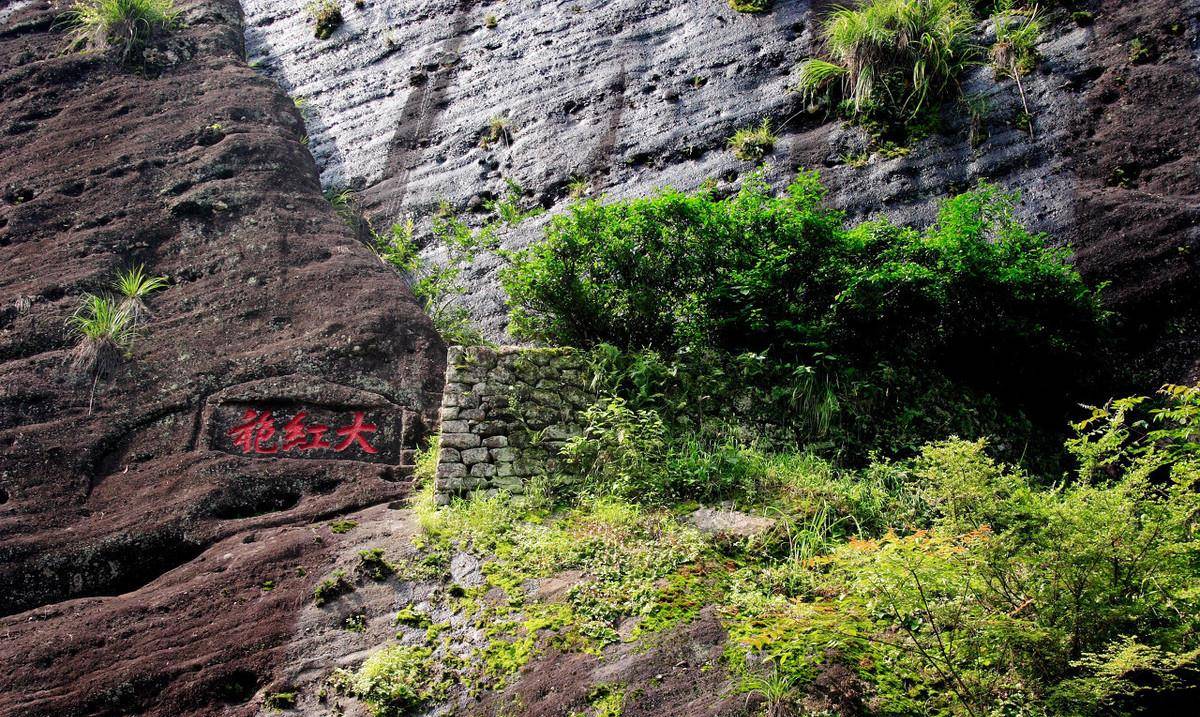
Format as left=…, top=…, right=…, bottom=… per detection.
left=795, top=0, right=976, bottom=129
left=62, top=0, right=180, bottom=63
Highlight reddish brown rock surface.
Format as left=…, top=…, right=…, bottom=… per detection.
left=0, top=1, right=444, bottom=714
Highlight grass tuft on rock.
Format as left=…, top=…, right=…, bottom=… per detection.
left=727, top=119, right=775, bottom=161
left=63, top=0, right=180, bottom=63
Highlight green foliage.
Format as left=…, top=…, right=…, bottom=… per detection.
left=727, top=119, right=775, bottom=161
left=307, top=0, right=343, bottom=40
left=67, top=294, right=138, bottom=414
left=479, top=116, right=513, bottom=149
left=63, top=0, right=180, bottom=63
left=795, top=0, right=976, bottom=131
left=333, top=645, right=446, bottom=716
left=503, top=172, right=1107, bottom=460
left=328, top=518, right=358, bottom=534
left=358, top=548, right=395, bottom=580
left=372, top=179, right=540, bottom=346
left=991, top=10, right=1041, bottom=78
left=721, top=395, right=1200, bottom=715
left=343, top=612, right=367, bottom=632
left=325, top=186, right=359, bottom=230
left=1128, top=37, right=1154, bottom=64
left=113, top=264, right=167, bottom=322
left=401, top=384, right=1200, bottom=713
left=729, top=0, right=771, bottom=13
left=313, top=569, right=353, bottom=606
left=262, top=691, right=297, bottom=711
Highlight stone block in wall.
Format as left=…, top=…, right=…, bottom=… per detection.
left=442, top=432, right=480, bottom=450
left=461, top=447, right=490, bottom=465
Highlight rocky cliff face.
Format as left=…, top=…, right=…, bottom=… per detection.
left=2, top=0, right=1199, bottom=715
left=243, top=0, right=1200, bottom=381
left=0, top=0, right=444, bottom=714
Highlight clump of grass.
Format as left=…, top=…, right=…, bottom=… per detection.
left=343, top=612, right=367, bottom=632
left=727, top=119, right=775, bottom=161
left=991, top=9, right=1041, bottom=137
left=567, top=176, right=591, bottom=200
left=113, top=264, right=168, bottom=322
left=67, top=294, right=138, bottom=413
left=307, top=0, right=343, bottom=40
left=795, top=0, right=975, bottom=129
left=62, top=0, right=180, bottom=63
left=324, top=186, right=360, bottom=231
left=729, top=0, right=771, bottom=12
left=483, top=14, right=498, bottom=29
left=479, top=115, right=513, bottom=149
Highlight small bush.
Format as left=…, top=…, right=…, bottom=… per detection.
left=727, top=119, right=775, bottom=161
left=63, top=0, right=180, bottom=63
left=262, top=691, right=296, bottom=711
left=308, top=0, right=343, bottom=40
left=328, top=518, right=358, bottom=534
left=729, top=0, right=771, bottom=13
left=313, top=569, right=353, bottom=606
left=795, top=0, right=975, bottom=131
left=479, top=116, right=512, bottom=149
left=357, top=548, right=395, bottom=581
left=991, top=10, right=1041, bottom=78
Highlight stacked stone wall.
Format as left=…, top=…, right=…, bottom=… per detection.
left=434, top=346, right=594, bottom=504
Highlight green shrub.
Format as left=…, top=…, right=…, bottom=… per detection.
left=729, top=0, right=771, bottom=12
left=727, top=119, right=776, bottom=161
left=262, top=691, right=297, bottom=711
left=503, top=172, right=1107, bottom=459
left=795, top=0, right=975, bottom=131
left=63, top=0, right=180, bottom=63
left=991, top=10, right=1041, bottom=78
left=313, top=569, right=353, bottom=605
left=724, top=409, right=1200, bottom=715
left=333, top=645, right=446, bottom=716
left=307, top=0, right=343, bottom=40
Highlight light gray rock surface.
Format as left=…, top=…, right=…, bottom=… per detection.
left=242, top=0, right=1200, bottom=378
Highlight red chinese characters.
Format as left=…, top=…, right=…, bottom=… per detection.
left=227, top=408, right=378, bottom=456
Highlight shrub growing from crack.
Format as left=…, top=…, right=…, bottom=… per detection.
left=729, top=0, right=771, bottom=12
left=62, top=0, right=180, bottom=64
left=307, top=0, right=343, bottom=40
left=991, top=9, right=1041, bottom=137
left=313, top=569, right=354, bottom=605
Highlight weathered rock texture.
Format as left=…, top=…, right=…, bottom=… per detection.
left=0, top=0, right=444, bottom=714
left=243, top=0, right=1200, bottom=383
left=435, top=345, right=592, bottom=502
